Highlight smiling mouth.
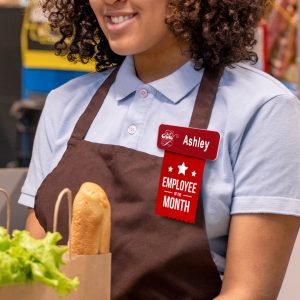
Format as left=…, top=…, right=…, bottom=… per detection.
left=110, top=15, right=134, bottom=24
left=106, top=13, right=137, bottom=25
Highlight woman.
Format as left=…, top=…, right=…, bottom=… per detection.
left=20, top=0, right=300, bottom=299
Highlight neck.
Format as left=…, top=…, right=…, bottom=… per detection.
left=133, top=39, right=190, bottom=83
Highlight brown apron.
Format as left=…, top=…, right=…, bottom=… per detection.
left=35, top=66, right=224, bottom=300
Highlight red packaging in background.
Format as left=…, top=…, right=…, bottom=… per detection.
left=257, top=0, right=298, bottom=92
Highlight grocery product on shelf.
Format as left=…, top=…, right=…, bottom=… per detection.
left=263, top=0, right=298, bottom=92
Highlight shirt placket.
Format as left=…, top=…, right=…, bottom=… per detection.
left=121, top=85, right=155, bottom=149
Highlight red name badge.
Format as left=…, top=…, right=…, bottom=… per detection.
left=155, top=124, right=221, bottom=223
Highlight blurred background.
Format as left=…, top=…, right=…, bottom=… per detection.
left=0, top=0, right=298, bottom=168
left=0, top=0, right=93, bottom=168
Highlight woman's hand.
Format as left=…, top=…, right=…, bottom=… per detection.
left=215, top=214, right=300, bottom=300
left=25, top=208, right=46, bottom=239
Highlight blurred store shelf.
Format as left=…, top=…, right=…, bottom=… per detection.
left=0, top=6, right=23, bottom=167
left=0, top=0, right=23, bottom=7
left=0, top=168, right=28, bottom=232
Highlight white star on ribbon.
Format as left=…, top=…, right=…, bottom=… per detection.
left=192, top=171, right=197, bottom=177
left=168, top=166, right=173, bottom=172
left=178, top=162, right=188, bottom=175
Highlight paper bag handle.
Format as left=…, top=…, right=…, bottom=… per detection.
left=53, top=188, right=72, bottom=254
left=0, top=188, right=11, bottom=233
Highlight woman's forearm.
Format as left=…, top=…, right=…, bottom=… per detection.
left=214, top=290, right=266, bottom=300
left=25, top=208, right=46, bottom=239
left=216, top=214, right=300, bottom=300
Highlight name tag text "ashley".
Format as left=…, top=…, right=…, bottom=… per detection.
left=183, top=135, right=210, bottom=152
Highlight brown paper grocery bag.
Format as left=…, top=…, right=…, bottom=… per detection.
left=0, top=254, right=111, bottom=300
left=0, top=188, right=111, bottom=300
left=60, top=253, right=111, bottom=300
left=54, top=188, right=112, bottom=299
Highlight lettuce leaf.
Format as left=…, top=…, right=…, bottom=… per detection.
left=0, top=227, right=79, bottom=296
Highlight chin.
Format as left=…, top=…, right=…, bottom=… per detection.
left=111, top=49, right=133, bottom=56
left=109, top=41, right=140, bottom=57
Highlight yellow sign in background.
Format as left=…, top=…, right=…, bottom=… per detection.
left=21, top=0, right=95, bottom=72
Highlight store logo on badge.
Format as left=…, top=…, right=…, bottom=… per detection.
left=161, top=130, right=179, bottom=148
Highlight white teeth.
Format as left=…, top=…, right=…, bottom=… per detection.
left=110, top=15, right=133, bottom=24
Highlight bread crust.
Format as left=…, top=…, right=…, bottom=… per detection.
left=70, top=182, right=111, bottom=255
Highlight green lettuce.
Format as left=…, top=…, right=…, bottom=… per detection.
left=0, top=227, right=79, bottom=296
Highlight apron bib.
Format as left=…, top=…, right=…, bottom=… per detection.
left=35, top=66, right=224, bottom=300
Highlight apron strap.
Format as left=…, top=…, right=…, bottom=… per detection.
left=189, top=66, right=224, bottom=129
left=71, top=67, right=119, bottom=140
left=190, top=66, right=224, bottom=232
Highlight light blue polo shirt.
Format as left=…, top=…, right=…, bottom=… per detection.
left=19, top=56, right=300, bottom=274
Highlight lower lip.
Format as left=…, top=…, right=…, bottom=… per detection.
left=105, top=15, right=137, bottom=32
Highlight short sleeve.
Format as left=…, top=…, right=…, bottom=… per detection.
left=232, top=95, right=300, bottom=216
left=18, top=91, right=58, bottom=208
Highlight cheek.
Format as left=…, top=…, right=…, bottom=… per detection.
left=89, top=0, right=102, bottom=21
left=89, top=1, right=106, bottom=31
left=88, top=0, right=96, bottom=12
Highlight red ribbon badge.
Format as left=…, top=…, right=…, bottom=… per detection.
left=155, top=124, right=221, bottom=223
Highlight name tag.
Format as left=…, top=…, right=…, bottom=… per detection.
left=157, top=124, right=220, bottom=160
left=155, top=124, right=221, bottom=224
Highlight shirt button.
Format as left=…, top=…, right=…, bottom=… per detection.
left=139, top=88, right=148, bottom=98
left=128, top=125, right=137, bottom=135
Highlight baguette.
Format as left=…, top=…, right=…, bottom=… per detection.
left=70, top=182, right=111, bottom=255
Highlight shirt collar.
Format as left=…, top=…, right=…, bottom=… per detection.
left=110, top=56, right=203, bottom=104
left=150, top=60, right=203, bottom=103
left=110, top=56, right=143, bottom=101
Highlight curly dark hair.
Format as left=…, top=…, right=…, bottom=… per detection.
left=42, top=0, right=272, bottom=71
